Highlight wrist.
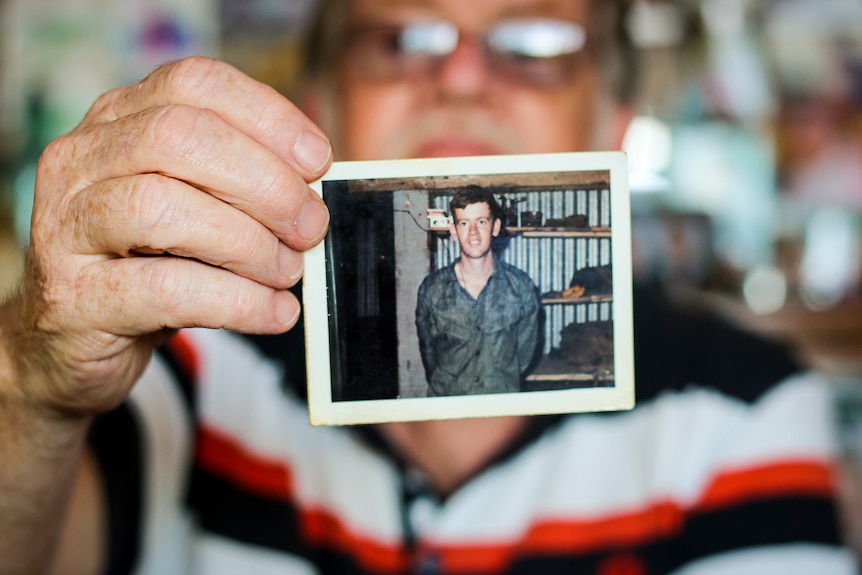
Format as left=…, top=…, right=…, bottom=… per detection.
left=0, top=294, right=92, bottom=429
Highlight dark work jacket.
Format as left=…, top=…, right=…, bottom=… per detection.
left=415, top=256, right=541, bottom=396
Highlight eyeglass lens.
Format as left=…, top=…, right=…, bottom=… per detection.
left=345, top=19, right=587, bottom=88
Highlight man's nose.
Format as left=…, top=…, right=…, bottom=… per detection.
left=433, top=37, right=491, bottom=97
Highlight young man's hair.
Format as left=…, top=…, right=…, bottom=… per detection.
left=301, top=0, right=637, bottom=105
left=449, top=185, right=505, bottom=223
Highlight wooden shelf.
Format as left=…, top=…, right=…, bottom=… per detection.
left=542, top=294, right=613, bottom=305
left=525, top=372, right=614, bottom=382
left=431, top=227, right=611, bottom=238
left=512, top=227, right=611, bottom=238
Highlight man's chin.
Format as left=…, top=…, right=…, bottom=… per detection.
left=460, top=247, right=493, bottom=260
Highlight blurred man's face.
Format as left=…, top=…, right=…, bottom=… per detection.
left=450, top=202, right=501, bottom=260
left=331, top=0, right=603, bottom=160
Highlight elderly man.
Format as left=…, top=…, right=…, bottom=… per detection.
left=0, top=0, right=854, bottom=573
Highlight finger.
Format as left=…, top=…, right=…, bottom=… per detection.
left=65, top=174, right=304, bottom=289
left=78, top=57, right=332, bottom=180
left=75, top=256, right=303, bottom=335
left=40, top=104, right=330, bottom=252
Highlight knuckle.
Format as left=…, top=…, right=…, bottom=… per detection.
left=124, top=175, right=176, bottom=243
left=144, top=259, right=263, bottom=329
left=88, top=89, right=115, bottom=116
left=148, top=104, right=209, bottom=158
left=35, top=134, right=74, bottom=184
left=31, top=136, right=82, bottom=243
left=226, top=225, right=275, bottom=270
left=85, top=86, right=126, bottom=123
left=156, top=56, right=230, bottom=103
left=230, top=284, right=265, bottom=322
left=39, top=134, right=70, bottom=166
left=149, top=103, right=191, bottom=136
left=256, top=169, right=293, bottom=212
left=144, top=259, right=189, bottom=313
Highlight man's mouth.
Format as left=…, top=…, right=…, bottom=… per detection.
left=413, top=138, right=502, bottom=158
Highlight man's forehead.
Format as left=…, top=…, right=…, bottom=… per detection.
left=454, top=202, right=493, bottom=217
left=347, top=0, right=587, bottom=24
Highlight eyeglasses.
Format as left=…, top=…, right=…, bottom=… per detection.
left=342, top=19, right=588, bottom=89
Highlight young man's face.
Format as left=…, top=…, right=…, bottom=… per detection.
left=450, top=202, right=501, bottom=260
left=329, top=0, right=612, bottom=161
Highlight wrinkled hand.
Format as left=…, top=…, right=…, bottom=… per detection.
left=7, top=56, right=332, bottom=416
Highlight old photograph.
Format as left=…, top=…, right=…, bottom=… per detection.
left=304, top=152, right=634, bottom=425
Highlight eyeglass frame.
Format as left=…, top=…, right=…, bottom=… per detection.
left=337, top=18, right=594, bottom=90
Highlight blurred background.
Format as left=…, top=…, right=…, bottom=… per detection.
left=0, top=0, right=860, bottom=554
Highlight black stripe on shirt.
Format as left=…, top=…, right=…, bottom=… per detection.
left=88, top=404, right=143, bottom=575
left=186, top=468, right=375, bottom=574
left=88, top=343, right=199, bottom=575
left=156, top=336, right=198, bottom=417
left=679, top=494, right=844, bottom=564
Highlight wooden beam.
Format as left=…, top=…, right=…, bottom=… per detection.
left=334, top=169, right=611, bottom=194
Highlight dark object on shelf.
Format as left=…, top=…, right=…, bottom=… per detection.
left=499, top=195, right=526, bottom=227
left=520, top=210, right=543, bottom=227
left=548, top=319, right=614, bottom=372
left=568, top=265, right=613, bottom=298
left=544, top=214, right=589, bottom=228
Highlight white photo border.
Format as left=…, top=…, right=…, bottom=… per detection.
left=305, top=152, right=634, bottom=425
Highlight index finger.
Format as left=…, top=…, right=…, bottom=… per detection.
left=78, top=56, right=333, bottom=181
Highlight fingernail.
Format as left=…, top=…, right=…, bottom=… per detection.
left=279, top=243, right=304, bottom=282
left=275, top=291, right=301, bottom=327
left=293, top=130, right=332, bottom=174
left=295, top=198, right=330, bottom=242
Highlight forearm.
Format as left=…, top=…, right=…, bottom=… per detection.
left=0, top=298, right=94, bottom=575
left=415, top=296, right=437, bottom=379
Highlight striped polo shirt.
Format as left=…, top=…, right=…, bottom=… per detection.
left=88, top=288, right=856, bottom=574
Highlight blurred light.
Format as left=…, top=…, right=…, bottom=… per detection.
left=626, top=0, right=684, bottom=49
left=701, top=0, right=746, bottom=39
left=765, top=0, right=862, bottom=98
left=628, top=171, right=672, bottom=194
left=623, top=115, right=673, bottom=193
left=743, top=264, right=787, bottom=315
left=800, top=206, right=860, bottom=309
left=624, top=116, right=673, bottom=173
left=670, top=123, right=777, bottom=269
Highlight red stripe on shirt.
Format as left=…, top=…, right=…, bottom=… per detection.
left=302, top=509, right=409, bottom=572
left=165, top=330, right=201, bottom=385
left=195, top=424, right=835, bottom=574
left=433, top=460, right=836, bottom=572
left=432, top=500, right=684, bottom=572
left=698, top=459, right=836, bottom=511
left=196, top=425, right=294, bottom=500
left=195, top=425, right=409, bottom=572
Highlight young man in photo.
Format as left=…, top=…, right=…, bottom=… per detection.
left=416, top=186, right=541, bottom=396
